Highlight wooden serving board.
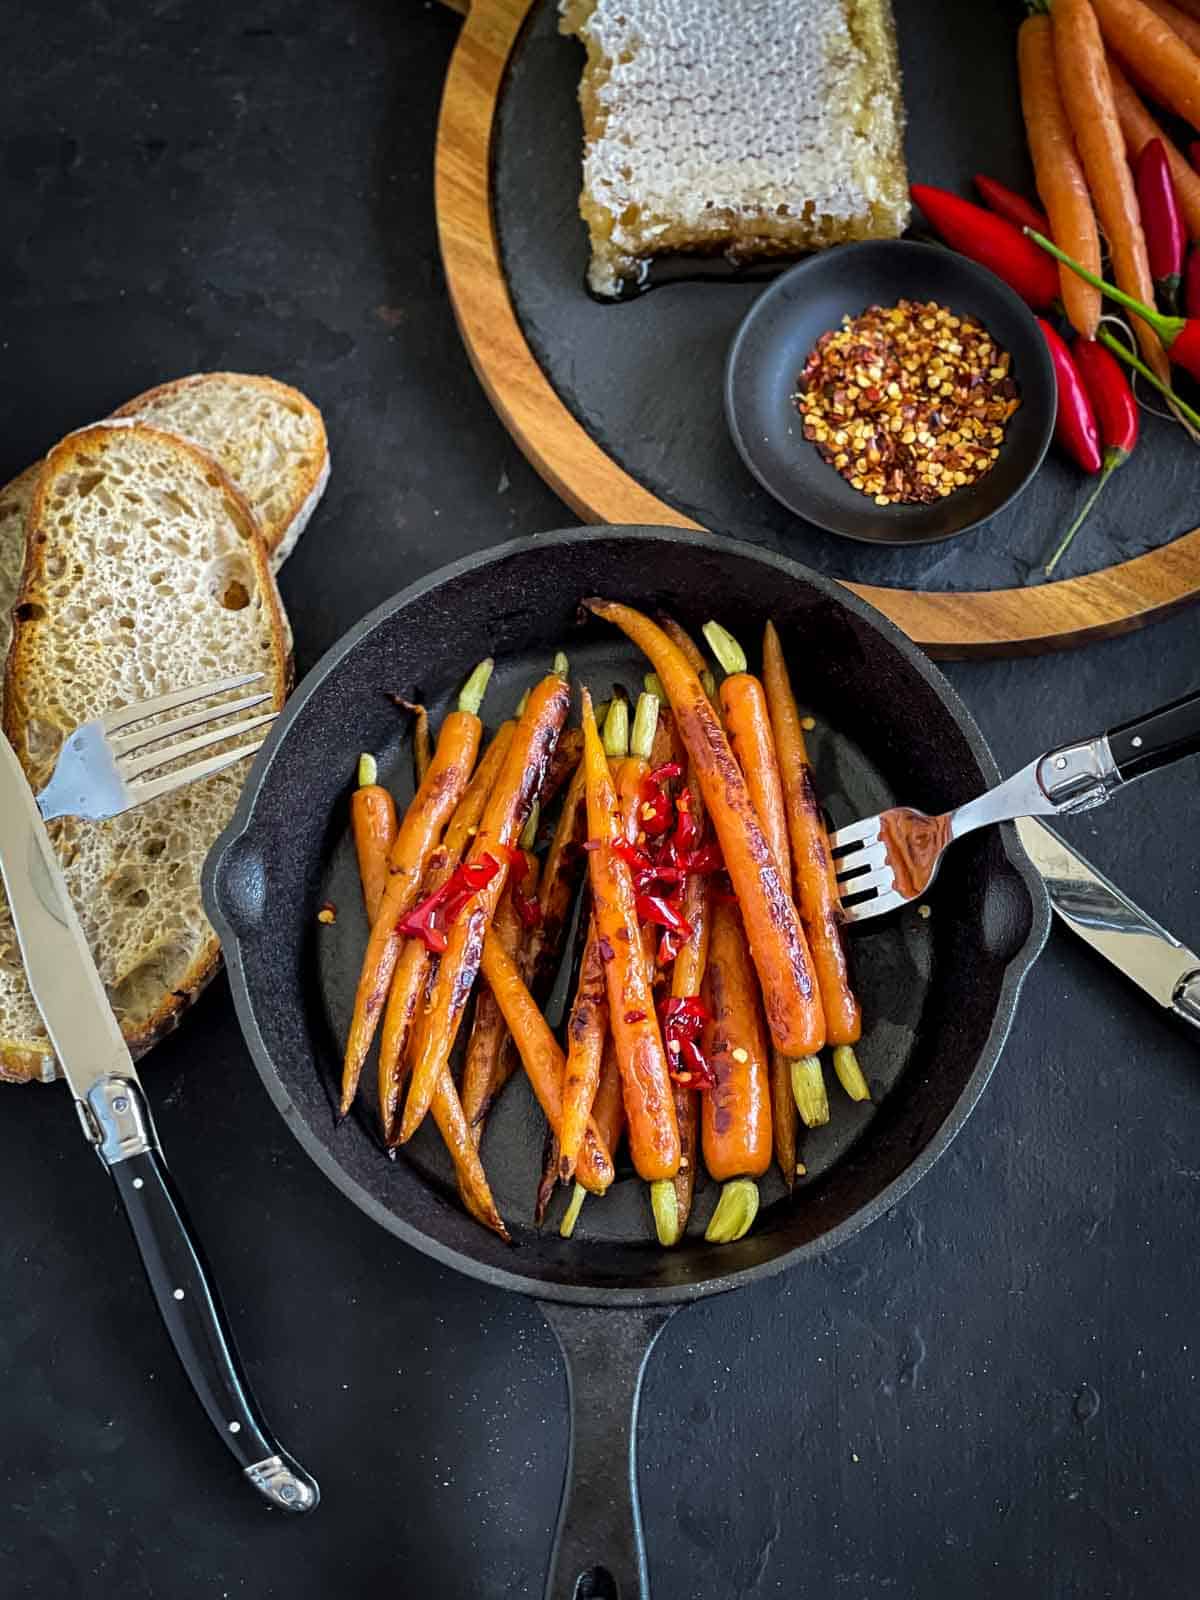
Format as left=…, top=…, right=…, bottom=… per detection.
left=435, top=0, right=1200, bottom=656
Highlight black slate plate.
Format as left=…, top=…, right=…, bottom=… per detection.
left=492, top=0, right=1200, bottom=592
left=725, top=241, right=1056, bottom=545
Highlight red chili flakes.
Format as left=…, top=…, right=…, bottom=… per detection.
left=597, top=935, right=615, bottom=963
left=624, top=1009, right=647, bottom=1023
left=317, top=901, right=337, bottom=925
left=795, top=299, right=1021, bottom=506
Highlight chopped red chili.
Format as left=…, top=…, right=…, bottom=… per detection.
left=672, top=788, right=699, bottom=853
left=396, top=853, right=501, bottom=953
left=636, top=892, right=692, bottom=937
left=624, top=1009, right=647, bottom=1024
left=659, top=995, right=715, bottom=1088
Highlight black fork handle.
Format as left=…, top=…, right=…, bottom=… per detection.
left=1107, top=687, right=1200, bottom=784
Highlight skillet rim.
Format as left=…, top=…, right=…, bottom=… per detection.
left=204, top=525, right=1050, bottom=1306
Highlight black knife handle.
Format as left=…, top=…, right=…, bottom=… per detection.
left=90, top=1080, right=318, bottom=1512
left=1107, top=687, right=1200, bottom=784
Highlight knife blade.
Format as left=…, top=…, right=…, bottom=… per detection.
left=1015, top=816, right=1200, bottom=1029
left=0, top=732, right=318, bottom=1510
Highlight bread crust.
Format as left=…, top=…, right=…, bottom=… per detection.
left=0, top=423, right=290, bottom=1083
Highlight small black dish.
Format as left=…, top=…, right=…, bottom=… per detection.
left=724, top=240, right=1057, bottom=547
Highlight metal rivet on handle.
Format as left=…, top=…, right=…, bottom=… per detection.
left=1131, top=735, right=1143, bottom=748
left=112, top=1096, right=129, bottom=1113
left=228, top=1421, right=241, bottom=1433
left=1054, top=756, right=1067, bottom=770
left=279, top=1484, right=297, bottom=1503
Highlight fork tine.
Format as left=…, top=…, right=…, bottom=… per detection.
left=833, top=841, right=891, bottom=884
left=124, top=737, right=271, bottom=808
left=99, top=673, right=265, bottom=735
left=828, top=815, right=881, bottom=852
left=109, top=691, right=273, bottom=759
left=836, top=864, right=897, bottom=900
left=840, top=888, right=909, bottom=924
left=118, top=712, right=278, bottom=781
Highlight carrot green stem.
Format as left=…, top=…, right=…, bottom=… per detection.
left=790, top=1055, right=829, bottom=1127
left=516, top=688, right=530, bottom=716
left=559, top=1182, right=587, bottom=1238
left=630, top=692, right=660, bottom=762
left=1042, top=450, right=1123, bottom=577
left=702, top=620, right=747, bottom=677
left=644, top=672, right=665, bottom=700
left=832, top=1045, right=871, bottom=1103
left=458, top=658, right=494, bottom=716
left=553, top=651, right=569, bottom=679
left=1026, top=229, right=1181, bottom=343
left=357, top=752, right=378, bottom=788
left=519, top=802, right=540, bottom=850
left=705, top=1178, right=760, bottom=1244
left=651, top=1178, right=682, bottom=1247
left=603, top=691, right=630, bottom=759
left=1097, top=325, right=1200, bottom=433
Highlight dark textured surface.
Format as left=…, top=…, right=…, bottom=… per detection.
left=497, top=0, right=1200, bottom=590
left=2, top=4, right=1200, bottom=1599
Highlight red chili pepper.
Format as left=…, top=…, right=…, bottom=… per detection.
left=1028, top=228, right=1200, bottom=383
left=1187, top=247, right=1200, bottom=320
left=636, top=893, right=692, bottom=938
left=973, top=174, right=1048, bottom=236
left=672, top=788, right=699, bottom=853
left=659, top=996, right=716, bottom=1089
left=1135, top=139, right=1185, bottom=312
left=395, top=853, right=501, bottom=952
left=647, top=761, right=682, bottom=787
left=1037, top=319, right=1101, bottom=475
left=911, top=184, right=1059, bottom=309
left=1042, top=338, right=1138, bottom=577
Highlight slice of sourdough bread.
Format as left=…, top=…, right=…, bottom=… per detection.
left=111, top=371, right=329, bottom=569
left=0, top=423, right=288, bottom=1083
left=0, top=464, right=39, bottom=668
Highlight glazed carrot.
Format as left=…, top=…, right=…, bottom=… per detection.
left=542, top=725, right=583, bottom=809
left=559, top=1037, right=627, bottom=1238
left=581, top=688, right=681, bottom=1182
left=648, top=694, right=689, bottom=771
left=526, top=762, right=588, bottom=1000
left=587, top=600, right=823, bottom=1059
left=479, top=935, right=615, bottom=1194
left=701, top=899, right=772, bottom=1244
left=557, top=921, right=609, bottom=1181
left=762, top=624, right=862, bottom=1062
left=352, top=753, right=397, bottom=925
left=657, top=612, right=716, bottom=699
left=340, top=659, right=493, bottom=1117
left=399, top=670, right=571, bottom=1140
left=376, top=723, right=514, bottom=1140
left=1019, top=14, right=1102, bottom=339
left=1108, top=55, right=1200, bottom=240
left=1139, top=0, right=1200, bottom=53
left=1088, top=0, right=1200, bottom=127
left=460, top=853, right=535, bottom=1143
left=702, top=622, right=798, bottom=1189
left=433, top=1068, right=510, bottom=1241
left=1053, top=0, right=1171, bottom=381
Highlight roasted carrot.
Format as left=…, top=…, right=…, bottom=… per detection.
left=1053, top=0, right=1172, bottom=381
left=1139, top=0, right=1200, bottom=54
left=581, top=688, right=681, bottom=1181
left=341, top=659, right=493, bottom=1116
left=399, top=670, right=571, bottom=1141
left=376, top=723, right=514, bottom=1140
left=460, top=852, right=535, bottom=1143
left=762, top=625, right=864, bottom=1115
left=525, top=754, right=590, bottom=1002
left=587, top=600, right=823, bottom=1059
left=352, top=753, right=397, bottom=925
left=701, top=899, right=773, bottom=1244
left=648, top=691, right=689, bottom=771
left=1088, top=0, right=1200, bottom=128
left=560, top=1037, right=627, bottom=1237
left=1108, top=55, right=1200, bottom=241
left=557, top=922, right=609, bottom=1181
left=657, top=612, right=716, bottom=699
left=1019, top=14, right=1102, bottom=339
left=542, top=725, right=583, bottom=809
left=650, top=771, right=711, bottom=1248
left=432, top=1068, right=510, bottom=1241
left=479, top=935, right=615, bottom=1194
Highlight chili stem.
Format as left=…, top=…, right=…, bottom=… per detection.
left=651, top=1177, right=682, bottom=1247
left=790, top=1055, right=830, bottom=1127
left=559, top=1182, right=587, bottom=1238
left=1097, top=325, right=1200, bottom=432
left=458, top=658, right=494, bottom=717
left=630, top=692, right=659, bottom=762
left=705, top=1178, right=760, bottom=1244
left=1042, top=450, right=1122, bottom=576
left=357, top=752, right=378, bottom=788
left=832, top=1044, right=871, bottom=1102
left=701, top=620, right=748, bottom=677
left=1026, top=228, right=1179, bottom=341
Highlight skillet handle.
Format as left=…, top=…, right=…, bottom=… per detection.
left=540, top=1302, right=677, bottom=1600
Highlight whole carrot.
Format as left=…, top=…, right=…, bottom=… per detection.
left=761, top=624, right=865, bottom=1099
left=702, top=622, right=798, bottom=1190
left=399, top=669, right=571, bottom=1141
left=657, top=612, right=716, bottom=699
left=587, top=600, right=823, bottom=1060
left=340, top=659, right=493, bottom=1116
left=432, top=1068, right=510, bottom=1241
left=351, top=753, right=397, bottom=925
left=1052, top=0, right=1171, bottom=381
left=480, top=935, right=615, bottom=1194
left=459, top=849, right=537, bottom=1143
left=1088, top=0, right=1200, bottom=128
left=559, top=1038, right=627, bottom=1238
left=1139, top=0, right=1200, bottom=48
left=1018, top=14, right=1102, bottom=339
left=701, top=899, right=773, bottom=1245
left=581, top=687, right=681, bottom=1183
left=525, top=754, right=589, bottom=1001
left=1108, top=56, right=1200, bottom=241
left=557, top=923, right=609, bottom=1181
left=542, top=725, right=583, bottom=809
left=393, top=698, right=432, bottom=785
left=376, top=723, right=514, bottom=1140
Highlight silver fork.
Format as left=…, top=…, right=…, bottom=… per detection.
left=829, top=688, right=1200, bottom=923
left=36, top=673, right=278, bottom=822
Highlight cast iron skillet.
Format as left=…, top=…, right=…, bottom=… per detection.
left=203, top=528, right=1049, bottom=1599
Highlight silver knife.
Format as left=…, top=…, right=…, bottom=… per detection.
left=0, top=732, right=319, bottom=1510
left=1015, top=816, right=1200, bottom=1029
